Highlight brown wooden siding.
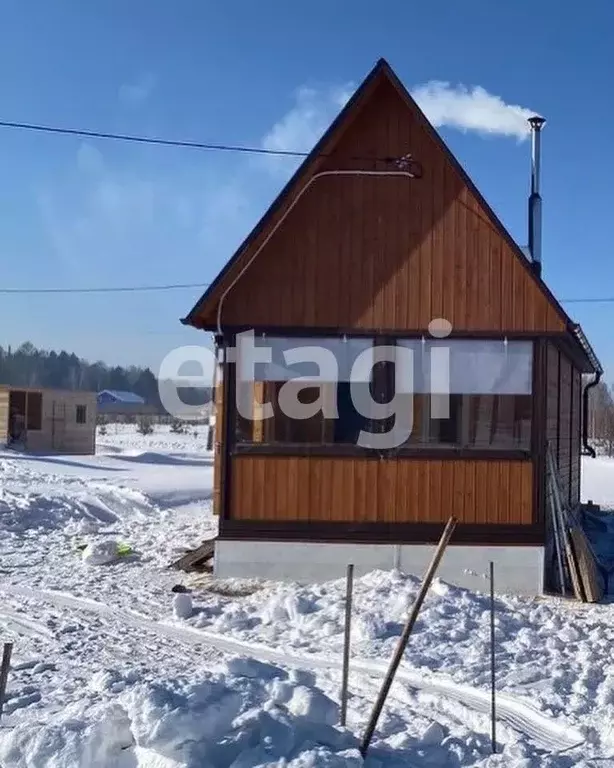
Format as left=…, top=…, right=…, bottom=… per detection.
left=203, top=77, right=565, bottom=335
left=570, top=368, right=581, bottom=506
left=212, top=368, right=223, bottom=516
left=544, top=342, right=583, bottom=509
left=557, top=354, right=573, bottom=506
left=229, top=456, right=533, bottom=526
left=545, top=343, right=559, bottom=451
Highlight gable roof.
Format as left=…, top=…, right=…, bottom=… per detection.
left=181, top=58, right=601, bottom=374
left=97, top=390, right=145, bottom=404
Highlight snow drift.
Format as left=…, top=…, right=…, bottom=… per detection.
left=0, top=659, right=363, bottom=768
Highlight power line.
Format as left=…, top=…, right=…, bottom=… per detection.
left=0, top=119, right=313, bottom=157
left=561, top=297, right=614, bottom=304
left=0, top=119, right=425, bottom=172
left=0, top=280, right=612, bottom=305
left=0, top=282, right=210, bottom=295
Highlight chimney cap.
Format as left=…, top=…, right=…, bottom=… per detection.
left=528, top=115, right=546, bottom=130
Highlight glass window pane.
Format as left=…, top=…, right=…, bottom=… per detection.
left=235, top=337, right=376, bottom=445
left=426, top=340, right=533, bottom=395
left=237, top=335, right=374, bottom=383
left=396, top=340, right=533, bottom=451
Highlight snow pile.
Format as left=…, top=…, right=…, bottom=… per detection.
left=0, top=659, right=365, bottom=768
left=0, top=486, right=122, bottom=535
left=189, top=570, right=614, bottom=742
left=3, top=435, right=614, bottom=766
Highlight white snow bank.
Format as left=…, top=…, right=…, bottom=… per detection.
left=0, top=659, right=364, bottom=768
left=582, top=455, right=614, bottom=507
left=0, top=476, right=154, bottom=536
left=189, top=569, right=614, bottom=746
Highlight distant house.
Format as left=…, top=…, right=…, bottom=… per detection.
left=97, top=390, right=157, bottom=419
left=0, top=386, right=97, bottom=454
left=97, top=390, right=146, bottom=406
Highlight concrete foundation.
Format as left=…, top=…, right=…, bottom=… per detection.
left=215, top=540, right=545, bottom=595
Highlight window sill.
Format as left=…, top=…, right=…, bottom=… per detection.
left=233, top=444, right=532, bottom=461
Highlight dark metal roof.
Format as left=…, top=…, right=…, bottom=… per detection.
left=570, top=324, right=603, bottom=375
left=97, top=390, right=145, bottom=404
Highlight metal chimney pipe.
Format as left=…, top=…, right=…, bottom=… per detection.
left=528, top=115, right=546, bottom=277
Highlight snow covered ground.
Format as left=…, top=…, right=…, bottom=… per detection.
left=1, top=425, right=614, bottom=767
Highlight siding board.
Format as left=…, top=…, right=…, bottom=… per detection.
left=230, top=456, right=534, bottom=526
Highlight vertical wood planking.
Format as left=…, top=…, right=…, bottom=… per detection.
left=208, top=77, right=567, bottom=334
left=477, top=204, right=492, bottom=327
left=230, top=457, right=533, bottom=524
left=430, top=152, right=445, bottom=322
left=454, top=188, right=467, bottom=327
left=488, top=229, right=502, bottom=332
left=466, top=199, right=481, bottom=330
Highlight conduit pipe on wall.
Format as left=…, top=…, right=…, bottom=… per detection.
left=215, top=168, right=421, bottom=337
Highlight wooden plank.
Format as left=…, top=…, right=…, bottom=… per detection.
left=213, top=362, right=225, bottom=516
left=169, top=539, right=216, bottom=572
left=456, top=191, right=471, bottom=328
left=429, top=459, right=443, bottom=521
left=476, top=204, right=491, bottom=328
left=430, top=154, right=445, bottom=321
left=452, top=460, right=465, bottom=521
left=466, top=201, right=481, bottom=330
left=229, top=457, right=533, bottom=525
left=565, top=530, right=586, bottom=602
left=441, top=165, right=456, bottom=323
left=570, top=528, right=602, bottom=603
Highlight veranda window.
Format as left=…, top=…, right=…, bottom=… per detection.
left=397, top=339, right=533, bottom=451
left=233, top=335, right=533, bottom=453
left=235, top=335, right=376, bottom=445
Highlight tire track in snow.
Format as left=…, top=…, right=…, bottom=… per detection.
left=0, top=607, right=55, bottom=640
left=0, top=585, right=584, bottom=753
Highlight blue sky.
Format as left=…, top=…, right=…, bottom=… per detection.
left=1, top=0, right=613, bottom=378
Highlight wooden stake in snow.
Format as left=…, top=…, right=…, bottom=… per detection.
left=0, top=642, right=13, bottom=723
left=360, top=516, right=457, bottom=757
left=340, top=563, right=354, bottom=727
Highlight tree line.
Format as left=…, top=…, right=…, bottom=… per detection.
left=0, top=342, right=161, bottom=405
left=586, top=378, right=614, bottom=454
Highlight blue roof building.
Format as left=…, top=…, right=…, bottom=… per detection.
left=97, top=390, right=146, bottom=405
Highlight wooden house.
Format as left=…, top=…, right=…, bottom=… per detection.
left=182, top=59, right=602, bottom=594
left=0, top=386, right=97, bottom=455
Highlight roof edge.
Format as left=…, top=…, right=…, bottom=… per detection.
left=182, top=57, right=393, bottom=329
left=569, top=323, right=603, bottom=375
left=183, top=56, right=587, bottom=353
left=376, top=60, right=574, bottom=333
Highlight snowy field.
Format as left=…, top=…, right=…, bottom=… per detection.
left=1, top=425, right=614, bottom=767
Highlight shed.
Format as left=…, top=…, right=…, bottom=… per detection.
left=0, top=386, right=97, bottom=454
left=181, top=58, right=603, bottom=595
